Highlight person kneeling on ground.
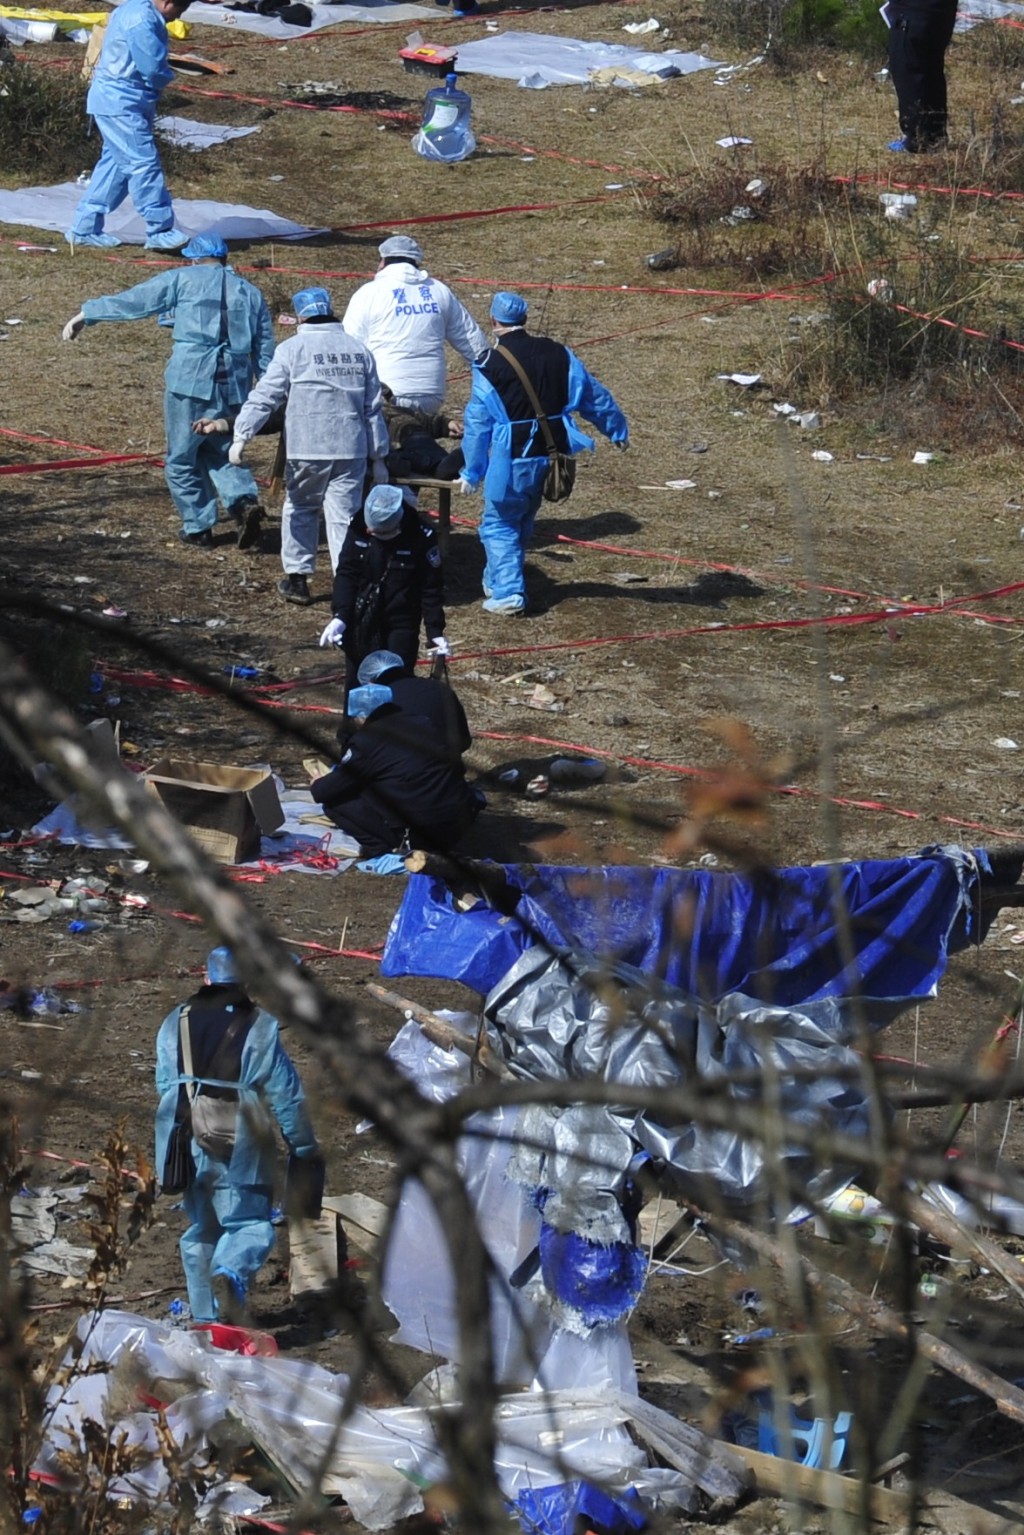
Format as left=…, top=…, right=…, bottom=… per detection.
left=318, top=483, right=450, bottom=682
left=356, top=647, right=471, bottom=768
left=154, top=946, right=323, bottom=1324
left=310, top=683, right=483, bottom=858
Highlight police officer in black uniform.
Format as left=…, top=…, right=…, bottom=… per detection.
left=355, top=648, right=471, bottom=766
left=887, top=0, right=958, bottom=153
left=309, top=683, right=482, bottom=858
left=318, top=482, right=449, bottom=684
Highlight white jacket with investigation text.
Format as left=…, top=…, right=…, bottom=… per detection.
left=233, top=321, right=389, bottom=463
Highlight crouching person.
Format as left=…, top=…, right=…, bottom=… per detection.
left=155, top=946, right=322, bottom=1324
left=310, top=683, right=483, bottom=860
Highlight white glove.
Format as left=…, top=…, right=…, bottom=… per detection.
left=429, top=636, right=451, bottom=658
left=193, top=416, right=229, bottom=435
left=457, top=476, right=475, bottom=496
left=228, top=439, right=246, bottom=466
left=319, top=617, right=346, bottom=648
left=62, top=312, right=86, bottom=343
left=370, top=458, right=389, bottom=485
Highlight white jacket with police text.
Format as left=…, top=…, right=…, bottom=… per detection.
left=341, top=263, right=487, bottom=410
left=233, top=321, right=389, bottom=463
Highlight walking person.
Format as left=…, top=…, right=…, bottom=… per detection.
left=319, top=483, right=449, bottom=681
left=155, top=947, right=323, bottom=1323
left=887, top=0, right=958, bottom=153
left=230, top=287, right=390, bottom=605
left=341, top=235, right=487, bottom=413
left=62, top=235, right=274, bottom=548
left=66, top=0, right=193, bottom=250
left=457, top=292, right=629, bottom=615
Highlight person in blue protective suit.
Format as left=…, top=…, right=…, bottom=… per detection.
left=67, top=0, right=193, bottom=251
left=155, top=947, right=322, bottom=1323
left=230, top=287, right=390, bottom=606
left=457, top=291, right=629, bottom=615
left=61, top=235, right=274, bottom=548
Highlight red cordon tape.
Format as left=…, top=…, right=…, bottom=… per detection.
left=555, top=535, right=1024, bottom=625
left=178, top=81, right=661, bottom=180
left=0, top=425, right=110, bottom=456
left=0, top=452, right=162, bottom=477
left=478, top=729, right=1023, bottom=842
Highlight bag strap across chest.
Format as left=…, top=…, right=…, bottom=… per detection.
left=493, top=343, right=558, bottom=456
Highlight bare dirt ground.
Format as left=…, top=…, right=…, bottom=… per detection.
left=5, top=2, right=1024, bottom=1527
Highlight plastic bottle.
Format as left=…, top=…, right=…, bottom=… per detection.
left=412, top=73, right=476, bottom=163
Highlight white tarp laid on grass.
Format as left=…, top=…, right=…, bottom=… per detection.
left=143, top=0, right=434, bottom=37
left=450, top=30, right=723, bottom=88
left=155, top=115, right=261, bottom=150
left=0, top=183, right=325, bottom=242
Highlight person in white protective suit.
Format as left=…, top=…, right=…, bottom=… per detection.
left=230, top=286, right=390, bottom=605
left=155, top=947, right=322, bottom=1323
left=341, top=235, right=488, bottom=414
left=66, top=0, right=192, bottom=251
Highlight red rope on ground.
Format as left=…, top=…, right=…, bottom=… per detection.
left=554, top=534, right=1024, bottom=625
left=478, top=729, right=1023, bottom=841
left=0, top=452, right=162, bottom=477
left=177, top=81, right=662, bottom=179
left=0, top=425, right=110, bottom=456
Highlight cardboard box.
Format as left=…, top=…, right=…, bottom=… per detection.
left=143, top=759, right=283, bottom=864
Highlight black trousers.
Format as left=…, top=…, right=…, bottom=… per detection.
left=888, top=3, right=957, bottom=151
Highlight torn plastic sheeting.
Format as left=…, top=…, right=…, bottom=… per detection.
left=484, top=946, right=879, bottom=1221
left=515, top=1480, right=646, bottom=1535
left=380, top=1021, right=549, bottom=1381
left=537, top=1224, right=647, bottom=1328
left=0, top=184, right=325, bottom=244
left=36, top=1308, right=737, bottom=1528
left=450, top=30, right=722, bottom=87
left=381, top=846, right=988, bottom=1020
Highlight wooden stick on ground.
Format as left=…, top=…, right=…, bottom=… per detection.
left=365, top=981, right=512, bottom=1079
left=702, top=1207, right=1024, bottom=1429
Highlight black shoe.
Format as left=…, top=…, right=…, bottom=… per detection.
left=278, top=573, right=312, bottom=605
left=179, top=527, right=214, bottom=548
left=231, top=497, right=264, bottom=551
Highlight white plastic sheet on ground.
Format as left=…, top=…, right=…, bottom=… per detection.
left=155, top=115, right=261, bottom=150
left=0, top=184, right=325, bottom=242
left=32, top=786, right=358, bottom=874
left=380, top=1021, right=550, bottom=1383
left=37, top=1309, right=734, bottom=1527
left=135, top=0, right=435, bottom=37
left=450, top=30, right=722, bottom=88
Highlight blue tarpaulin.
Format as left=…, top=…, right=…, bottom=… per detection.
left=381, top=847, right=987, bottom=1011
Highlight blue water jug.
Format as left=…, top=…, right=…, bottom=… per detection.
left=412, top=72, right=476, bottom=163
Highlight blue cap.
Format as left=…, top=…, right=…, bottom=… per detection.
left=490, top=291, right=527, bottom=325
left=293, top=286, right=333, bottom=321
left=206, top=946, right=239, bottom=985
left=357, top=649, right=406, bottom=686
left=181, top=233, right=228, bottom=260
left=364, top=483, right=404, bottom=537
left=347, top=684, right=392, bottom=718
